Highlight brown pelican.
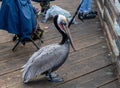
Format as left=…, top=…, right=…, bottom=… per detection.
left=22, top=14, right=76, bottom=83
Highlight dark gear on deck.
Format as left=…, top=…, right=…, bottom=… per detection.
left=32, top=0, right=55, bottom=14
left=40, top=0, right=50, bottom=13
left=0, top=0, right=36, bottom=40
left=78, top=11, right=97, bottom=20
left=0, top=0, right=44, bottom=51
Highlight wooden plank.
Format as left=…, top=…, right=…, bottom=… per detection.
left=98, top=0, right=104, bottom=9
left=0, top=28, right=103, bottom=61
left=0, top=36, right=103, bottom=67
left=0, top=22, right=100, bottom=44
left=41, top=19, right=100, bottom=41
left=98, top=0, right=120, bottom=82
left=0, top=17, right=100, bottom=44
left=103, top=1, right=120, bottom=80
left=104, top=6, right=120, bottom=55
left=0, top=43, right=106, bottom=87
left=96, top=0, right=104, bottom=18
left=55, top=66, right=117, bottom=88
left=1, top=0, right=118, bottom=88
left=99, top=80, right=120, bottom=88
left=0, top=27, right=103, bottom=62
left=117, top=16, right=120, bottom=27
left=104, top=6, right=114, bottom=30
left=103, top=21, right=116, bottom=57
left=43, top=30, right=103, bottom=47
left=0, top=30, right=13, bottom=43
left=109, top=0, right=120, bottom=17
left=104, top=0, right=115, bottom=22
left=96, top=0, right=104, bottom=27
left=2, top=53, right=112, bottom=88
left=0, top=35, right=104, bottom=76
left=0, top=20, right=100, bottom=45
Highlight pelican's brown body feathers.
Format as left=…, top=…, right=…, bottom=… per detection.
left=22, top=15, right=75, bottom=83
left=22, top=42, right=70, bottom=82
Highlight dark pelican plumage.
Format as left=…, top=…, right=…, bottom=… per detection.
left=22, top=14, right=76, bottom=83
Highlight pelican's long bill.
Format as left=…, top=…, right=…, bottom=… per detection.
left=63, top=25, right=76, bottom=51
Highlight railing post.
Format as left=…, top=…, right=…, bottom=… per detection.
left=96, top=0, right=120, bottom=82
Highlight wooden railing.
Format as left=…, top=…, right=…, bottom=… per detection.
left=96, top=0, right=120, bottom=81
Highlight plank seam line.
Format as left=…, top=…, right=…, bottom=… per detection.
left=97, top=78, right=118, bottom=88
left=70, top=52, right=108, bottom=66
left=0, top=50, right=107, bottom=78
left=0, top=51, right=107, bottom=77
left=53, top=64, right=114, bottom=87
left=0, top=42, right=106, bottom=76
left=70, top=41, right=105, bottom=55
left=0, top=68, right=21, bottom=77
left=0, top=41, right=104, bottom=63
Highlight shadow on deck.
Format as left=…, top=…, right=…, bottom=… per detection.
left=0, top=0, right=120, bottom=88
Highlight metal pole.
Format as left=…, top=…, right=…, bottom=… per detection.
left=68, top=0, right=84, bottom=28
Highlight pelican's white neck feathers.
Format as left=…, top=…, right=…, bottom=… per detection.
left=57, top=15, right=68, bottom=33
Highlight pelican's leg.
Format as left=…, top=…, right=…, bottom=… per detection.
left=46, top=72, right=58, bottom=78
left=46, top=72, right=63, bottom=82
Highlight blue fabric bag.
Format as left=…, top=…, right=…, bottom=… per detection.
left=0, top=0, right=36, bottom=40
left=32, top=0, right=55, bottom=2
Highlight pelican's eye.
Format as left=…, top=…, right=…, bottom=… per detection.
left=61, top=21, right=67, bottom=26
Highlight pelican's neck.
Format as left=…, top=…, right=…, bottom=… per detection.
left=60, top=33, right=69, bottom=45
left=54, top=16, right=69, bottom=45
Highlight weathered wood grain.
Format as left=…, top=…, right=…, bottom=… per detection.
left=56, top=66, right=116, bottom=88
left=99, top=80, right=120, bottom=88
left=3, top=53, right=112, bottom=88
left=0, top=34, right=104, bottom=76
left=0, top=0, right=119, bottom=88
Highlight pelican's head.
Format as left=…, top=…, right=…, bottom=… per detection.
left=53, top=15, right=76, bottom=51
left=54, top=15, right=68, bottom=33
left=57, top=15, right=68, bottom=25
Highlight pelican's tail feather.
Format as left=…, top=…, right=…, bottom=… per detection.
left=22, top=64, right=45, bottom=83
left=22, top=64, right=35, bottom=83
left=21, top=64, right=26, bottom=68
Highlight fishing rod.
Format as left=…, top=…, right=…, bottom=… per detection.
left=68, top=0, right=84, bottom=28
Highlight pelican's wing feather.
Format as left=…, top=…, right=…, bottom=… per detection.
left=22, top=44, right=68, bottom=82
left=22, top=46, right=48, bottom=68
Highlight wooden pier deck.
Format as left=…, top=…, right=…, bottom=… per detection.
left=0, top=0, right=120, bottom=88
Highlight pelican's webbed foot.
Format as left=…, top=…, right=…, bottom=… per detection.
left=46, top=73, right=63, bottom=82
